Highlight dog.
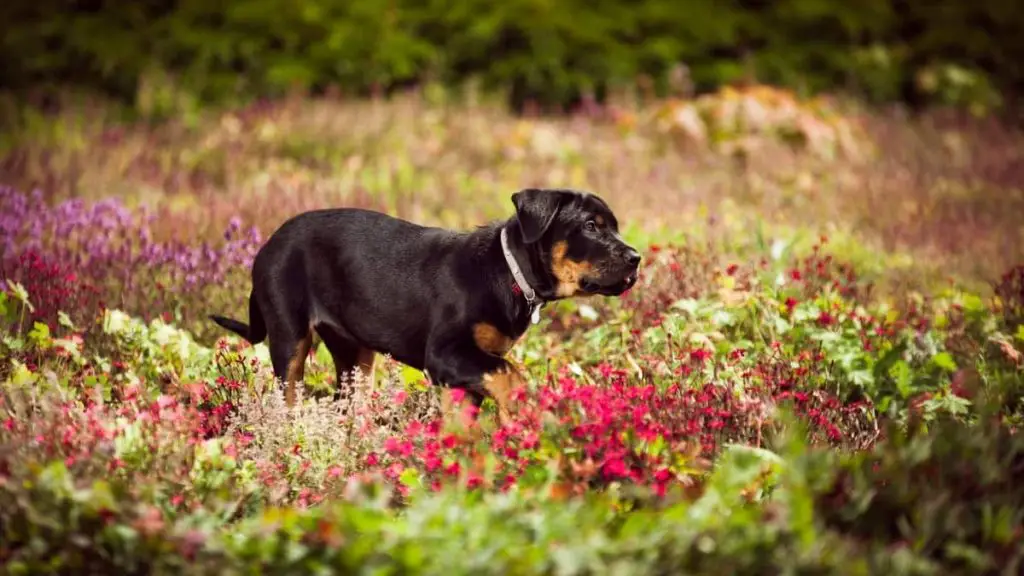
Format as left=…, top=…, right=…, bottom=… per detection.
left=209, top=188, right=641, bottom=426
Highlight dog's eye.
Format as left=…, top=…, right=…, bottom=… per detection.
left=584, top=220, right=597, bottom=232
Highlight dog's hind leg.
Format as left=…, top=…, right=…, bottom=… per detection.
left=269, top=323, right=314, bottom=407
left=316, top=325, right=376, bottom=401
left=355, top=346, right=377, bottom=387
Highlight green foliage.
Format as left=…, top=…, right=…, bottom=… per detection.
left=4, top=406, right=1022, bottom=573
left=2, top=0, right=1017, bottom=113
left=3, top=251, right=1024, bottom=573
left=816, top=415, right=1024, bottom=573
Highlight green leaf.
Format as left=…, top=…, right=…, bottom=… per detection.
left=7, top=281, right=34, bottom=312
left=9, top=361, right=37, bottom=387
left=670, top=298, right=700, bottom=315
left=28, top=322, right=51, bottom=348
left=931, top=352, right=957, bottom=373
left=103, top=309, right=131, bottom=334
left=38, top=460, right=73, bottom=496
left=3, top=336, right=25, bottom=352
left=314, top=341, right=333, bottom=366
left=872, top=342, right=907, bottom=379
left=87, top=480, right=120, bottom=513
left=399, top=467, right=421, bottom=489
left=961, top=292, right=985, bottom=313
left=401, top=365, right=426, bottom=388
left=892, top=360, right=913, bottom=398
left=849, top=369, right=874, bottom=388
left=57, top=311, right=76, bottom=330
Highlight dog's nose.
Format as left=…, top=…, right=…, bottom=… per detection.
left=625, top=249, right=641, bottom=267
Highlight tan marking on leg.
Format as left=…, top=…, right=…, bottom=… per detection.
left=356, top=347, right=376, bottom=385
left=439, top=388, right=459, bottom=420
left=551, top=240, right=594, bottom=298
left=481, top=365, right=527, bottom=427
left=472, top=322, right=514, bottom=357
left=285, top=331, right=313, bottom=406
left=439, top=388, right=485, bottom=441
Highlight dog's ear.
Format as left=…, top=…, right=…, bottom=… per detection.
left=511, top=189, right=574, bottom=244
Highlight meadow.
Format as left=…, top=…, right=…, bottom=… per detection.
left=2, top=86, right=1024, bottom=574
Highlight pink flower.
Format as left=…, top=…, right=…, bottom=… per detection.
left=521, top=432, right=539, bottom=450
left=404, top=421, right=424, bottom=438
left=385, top=462, right=405, bottom=479
left=366, top=452, right=380, bottom=467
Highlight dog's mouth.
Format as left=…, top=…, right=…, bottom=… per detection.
left=581, top=269, right=638, bottom=296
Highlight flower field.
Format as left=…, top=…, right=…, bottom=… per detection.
left=2, top=87, right=1024, bottom=574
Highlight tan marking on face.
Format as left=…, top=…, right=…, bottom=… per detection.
left=473, top=322, right=514, bottom=357
left=550, top=240, right=594, bottom=297
left=284, top=331, right=314, bottom=406
left=594, top=215, right=605, bottom=226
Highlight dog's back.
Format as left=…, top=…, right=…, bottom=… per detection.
left=252, top=208, right=486, bottom=368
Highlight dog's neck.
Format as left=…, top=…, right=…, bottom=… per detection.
left=497, top=219, right=559, bottom=303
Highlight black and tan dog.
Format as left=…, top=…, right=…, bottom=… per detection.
left=209, top=188, right=640, bottom=425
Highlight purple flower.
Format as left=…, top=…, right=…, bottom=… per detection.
left=1, top=187, right=262, bottom=334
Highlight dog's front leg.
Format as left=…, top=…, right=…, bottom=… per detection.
left=425, top=335, right=525, bottom=429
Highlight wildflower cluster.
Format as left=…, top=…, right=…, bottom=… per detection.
left=0, top=186, right=262, bottom=336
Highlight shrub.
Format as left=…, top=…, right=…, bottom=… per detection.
left=2, top=0, right=1017, bottom=113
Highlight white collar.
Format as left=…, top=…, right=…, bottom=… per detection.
left=500, top=227, right=543, bottom=324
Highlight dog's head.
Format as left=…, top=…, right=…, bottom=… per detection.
left=512, top=188, right=640, bottom=298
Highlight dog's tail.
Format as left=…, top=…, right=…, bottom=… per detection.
left=210, top=292, right=267, bottom=344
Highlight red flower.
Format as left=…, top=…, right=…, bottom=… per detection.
left=690, top=348, right=713, bottom=363
left=601, top=458, right=627, bottom=479
left=445, top=461, right=461, bottom=477
left=425, top=455, right=442, bottom=472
